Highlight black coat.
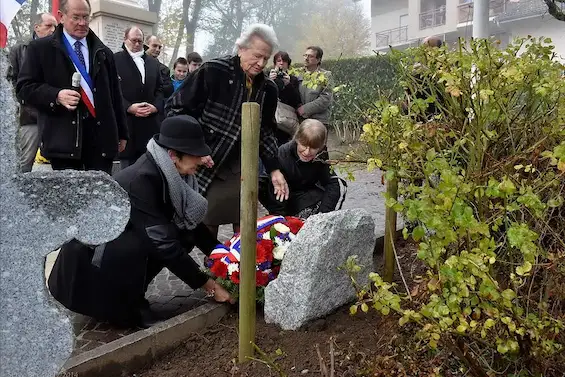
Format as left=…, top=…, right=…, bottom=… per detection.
left=274, top=74, right=302, bottom=109
left=8, top=40, right=39, bottom=126
left=16, top=25, right=128, bottom=160
left=260, top=141, right=341, bottom=216
left=48, top=152, right=218, bottom=324
left=114, top=48, right=163, bottom=159
left=160, top=63, right=174, bottom=99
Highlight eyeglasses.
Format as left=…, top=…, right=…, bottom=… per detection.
left=69, top=15, right=91, bottom=23
left=128, top=38, right=144, bottom=45
left=303, top=54, right=317, bottom=59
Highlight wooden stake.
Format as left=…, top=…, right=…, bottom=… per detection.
left=383, top=177, right=398, bottom=283
left=238, top=102, right=260, bottom=363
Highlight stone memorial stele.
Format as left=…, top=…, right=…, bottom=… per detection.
left=264, top=209, right=376, bottom=330
left=89, top=0, right=157, bottom=53
left=0, top=52, right=130, bottom=377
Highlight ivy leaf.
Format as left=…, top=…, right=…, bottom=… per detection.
left=412, top=226, right=426, bottom=241
left=516, top=261, right=532, bottom=276
left=501, top=289, right=516, bottom=301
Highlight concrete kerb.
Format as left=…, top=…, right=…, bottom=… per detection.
left=61, top=302, right=231, bottom=377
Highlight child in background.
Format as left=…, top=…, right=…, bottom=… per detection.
left=171, top=57, right=188, bottom=92
left=259, top=119, right=344, bottom=219
left=186, top=52, right=203, bottom=73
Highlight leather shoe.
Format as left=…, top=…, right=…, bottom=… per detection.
left=136, top=308, right=161, bottom=329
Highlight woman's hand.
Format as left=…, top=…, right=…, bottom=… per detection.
left=271, top=169, right=289, bottom=202
left=203, top=279, right=235, bottom=304
left=269, top=70, right=277, bottom=80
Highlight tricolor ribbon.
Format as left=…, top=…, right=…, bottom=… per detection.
left=62, top=36, right=96, bottom=117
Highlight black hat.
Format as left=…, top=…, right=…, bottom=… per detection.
left=155, top=115, right=211, bottom=156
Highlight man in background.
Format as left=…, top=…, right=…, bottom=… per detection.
left=297, top=46, right=333, bottom=127
left=145, top=35, right=173, bottom=99
left=115, top=26, right=163, bottom=169
left=186, top=51, right=203, bottom=73
left=7, top=12, right=58, bottom=172
left=17, top=0, right=128, bottom=173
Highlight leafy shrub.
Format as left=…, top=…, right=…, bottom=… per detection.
left=354, top=38, right=565, bottom=376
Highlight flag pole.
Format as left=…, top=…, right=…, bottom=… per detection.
left=52, top=0, right=60, bottom=20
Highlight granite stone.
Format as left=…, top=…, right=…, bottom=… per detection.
left=0, top=52, right=130, bottom=377
left=264, top=209, right=376, bottom=330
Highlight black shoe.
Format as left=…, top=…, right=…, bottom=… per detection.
left=136, top=308, right=161, bottom=329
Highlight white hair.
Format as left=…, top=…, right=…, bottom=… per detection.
left=234, top=24, right=279, bottom=54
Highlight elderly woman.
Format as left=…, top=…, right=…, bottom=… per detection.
left=48, top=116, right=233, bottom=328
left=165, top=23, right=289, bottom=239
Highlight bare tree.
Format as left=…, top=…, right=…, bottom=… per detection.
left=148, top=0, right=164, bottom=34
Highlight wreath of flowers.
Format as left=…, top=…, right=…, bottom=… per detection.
left=206, top=215, right=305, bottom=301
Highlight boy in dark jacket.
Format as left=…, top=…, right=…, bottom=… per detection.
left=260, top=119, right=341, bottom=218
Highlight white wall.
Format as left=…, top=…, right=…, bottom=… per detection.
left=505, top=16, right=565, bottom=62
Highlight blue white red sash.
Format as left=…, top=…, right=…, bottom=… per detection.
left=62, top=36, right=96, bottom=117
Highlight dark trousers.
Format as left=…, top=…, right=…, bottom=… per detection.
left=50, top=117, right=115, bottom=174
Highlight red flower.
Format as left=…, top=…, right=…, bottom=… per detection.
left=210, top=261, right=228, bottom=279
left=285, top=217, right=305, bottom=234
left=256, top=271, right=270, bottom=287
left=257, top=239, right=274, bottom=262
left=230, top=271, right=240, bottom=284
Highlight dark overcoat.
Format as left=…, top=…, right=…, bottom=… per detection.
left=48, top=153, right=218, bottom=324
left=16, top=25, right=128, bottom=160
left=114, top=47, right=163, bottom=159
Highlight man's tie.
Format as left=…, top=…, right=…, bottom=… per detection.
left=74, top=40, right=86, bottom=69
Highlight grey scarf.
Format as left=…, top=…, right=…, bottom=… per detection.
left=146, top=138, right=208, bottom=230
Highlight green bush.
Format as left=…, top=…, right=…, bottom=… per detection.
left=353, top=38, right=565, bottom=376
left=323, top=55, right=402, bottom=143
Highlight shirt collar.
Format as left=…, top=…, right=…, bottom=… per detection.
left=62, top=28, right=86, bottom=48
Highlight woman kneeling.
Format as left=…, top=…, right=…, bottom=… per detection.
left=48, top=115, right=233, bottom=328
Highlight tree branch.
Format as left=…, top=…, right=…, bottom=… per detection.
left=544, top=0, right=565, bottom=21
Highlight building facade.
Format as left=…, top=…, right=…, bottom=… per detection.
left=370, top=0, right=565, bottom=61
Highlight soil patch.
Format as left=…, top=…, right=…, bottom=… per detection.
left=136, top=241, right=455, bottom=377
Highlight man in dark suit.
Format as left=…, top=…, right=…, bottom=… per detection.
left=115, top=26, right=163, bottom=169
left=16, top=0, right=128, bottom=174
left=145, top=35, right=173, bottom=99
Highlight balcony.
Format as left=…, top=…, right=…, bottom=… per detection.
left=419, top=7, right=446, bottom=30
left=375, top=26, right=409, bottom=48
left=457, top=0, right=507, bottom=23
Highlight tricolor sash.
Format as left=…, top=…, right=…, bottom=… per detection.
left=62, top=36, right=96, bottom=117
left=209, top=215, right=286, bottom=264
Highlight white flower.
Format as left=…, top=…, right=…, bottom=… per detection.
left=273, top=223, right=290, bottom=234
left=273, top=246, right=286, bottom=260
left=227, top=263, right=239, bottom=274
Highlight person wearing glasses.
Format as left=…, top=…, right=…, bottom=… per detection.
left=114, top=26, right=163, bottom=169
left=17, top=0, right=128, bottom=174
left=296, top=46, right=333, bottom=127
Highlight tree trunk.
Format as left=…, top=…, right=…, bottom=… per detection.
left=29, top=0, right=39, bottom=36
left=169, top=0, right=191, bottom=67
left=185, top=0, right=203, bottom=54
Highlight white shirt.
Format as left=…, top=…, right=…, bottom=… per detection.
left=125, top=45, right=146, bottom=84
left=63, top=29, right=90, bottom=73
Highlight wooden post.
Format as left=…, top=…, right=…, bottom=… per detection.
left=238, top=102, right=260, bottom=363
left=383, top=177, right=398, bottom=283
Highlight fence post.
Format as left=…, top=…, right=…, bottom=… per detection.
left=238, top=102, right=260, bottom=363
left=383, top=177, right=398, bottom=283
